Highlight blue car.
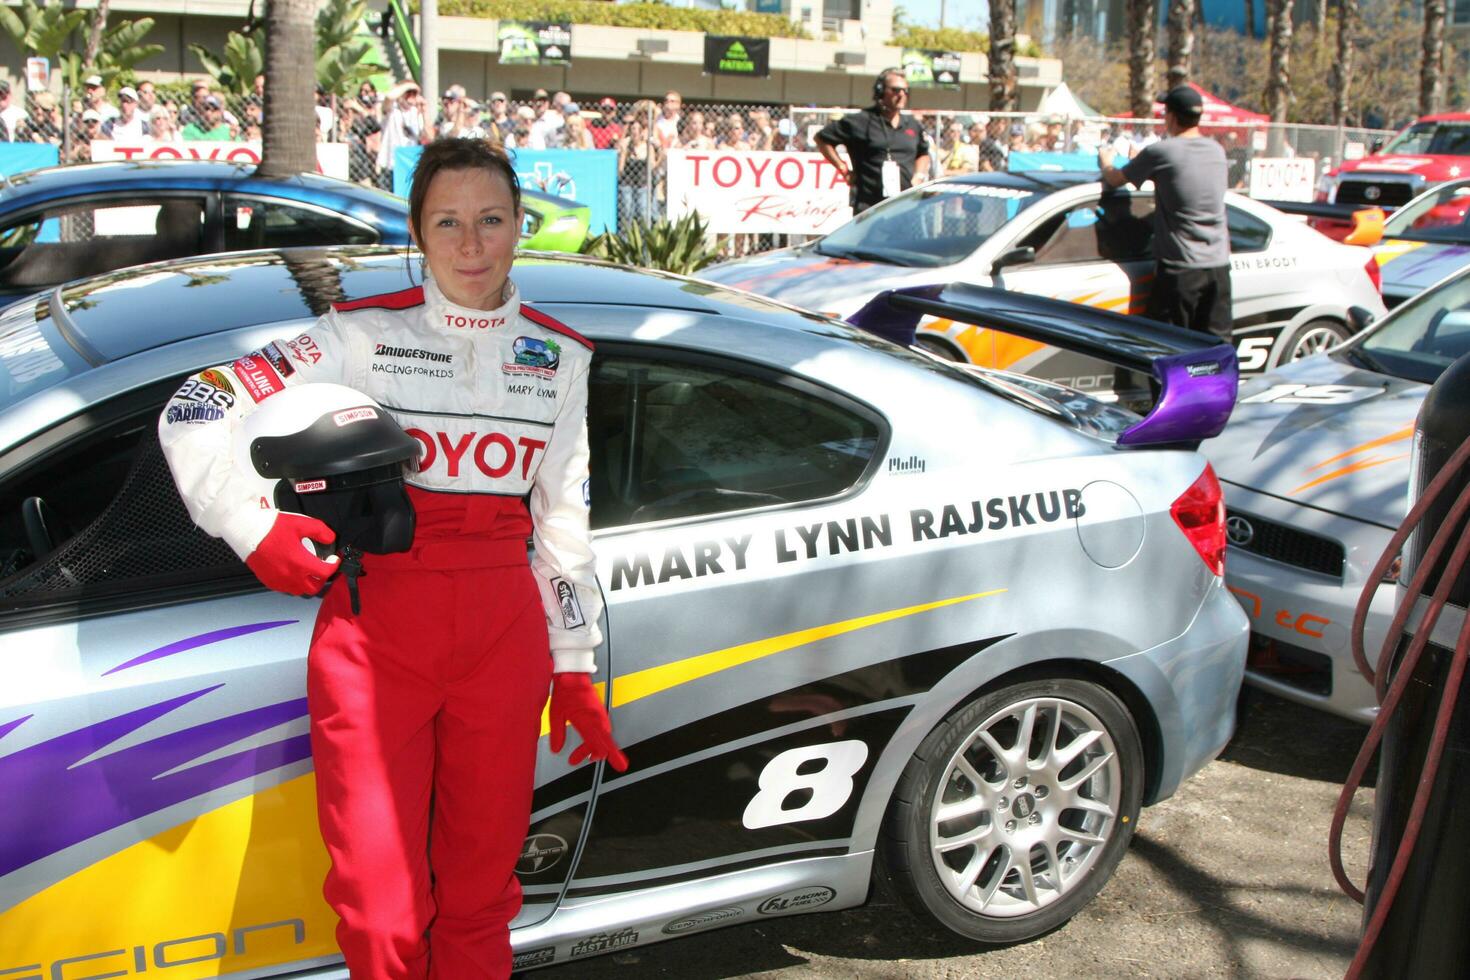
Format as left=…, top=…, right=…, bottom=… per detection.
left=0, top=161, right=589, bottom=301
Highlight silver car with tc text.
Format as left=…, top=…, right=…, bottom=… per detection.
left=0, top=250, right=1246, bottom=975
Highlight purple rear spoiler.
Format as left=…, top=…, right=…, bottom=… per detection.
left=847, top=283, right=1238, bottom=448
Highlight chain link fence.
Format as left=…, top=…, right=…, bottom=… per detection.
left=11, top=83, right=1396, bottom=259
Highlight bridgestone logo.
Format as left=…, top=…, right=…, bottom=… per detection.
left=375, top=343, right=453, bottom=363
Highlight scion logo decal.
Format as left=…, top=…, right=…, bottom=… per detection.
left=569, top=929, right=637, bottom=957
left=4, top=919, right=306, bottom=979
left=516, top=833, right=569, bottom=874
left=756, top=886, right=835, bottom=914
left=663, top=906, right=744, bottom=935
left=512, top=946, right=556, bottom=968
left=1225, top=514, right=1255, bottom=546
left=504, top=336, right=561, bottom=378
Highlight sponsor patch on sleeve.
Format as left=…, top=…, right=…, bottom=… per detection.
left=286, top=335, right=323, bottom=366
left=553, top=577, right=586, bottom=630
left=231, top=355, right=285, bottom=402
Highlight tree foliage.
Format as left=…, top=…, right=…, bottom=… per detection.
left=188, top=31, right=263, bottom=95
left=890, top=26, right=1042, bottom=57
left=432, top=0, right=808, bottom=38
left=1057, top=0, right=1446, bottom=129
left=0, top=0, right=160, bottom=90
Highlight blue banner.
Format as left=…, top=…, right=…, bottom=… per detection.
left=1007, top=150, right=1100, bottom=173
left=0, top=142, right=59, bottom=178
left=394, top=146, right=618, bottom=235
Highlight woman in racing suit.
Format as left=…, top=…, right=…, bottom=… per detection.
left=159, top=138, right=626, bottom=979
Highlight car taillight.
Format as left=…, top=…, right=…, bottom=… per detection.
left=1364, top=254, right=1382, bottom=294
left=1171, top=463, right=1226, bottom=577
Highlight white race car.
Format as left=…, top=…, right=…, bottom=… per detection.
left=1200, top=262, right=1470, bottom=721
left=703, top=172, right=1386, bottom=398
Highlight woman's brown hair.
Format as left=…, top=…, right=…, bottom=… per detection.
left=406, top=138, right=521, bottom=245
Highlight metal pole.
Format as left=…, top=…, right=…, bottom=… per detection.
left=61, top=80, right=70, bottom=162
left=420, top=0, right=438, bottom=136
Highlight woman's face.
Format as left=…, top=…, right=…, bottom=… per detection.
left=412, top=167, right=522, bottom=310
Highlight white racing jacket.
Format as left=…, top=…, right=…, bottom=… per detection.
left=158, top=276, right=602, bottom=672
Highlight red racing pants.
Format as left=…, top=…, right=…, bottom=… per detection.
left=306, top=543, right=552, bottom=979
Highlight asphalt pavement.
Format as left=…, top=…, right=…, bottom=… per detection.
left=541, top=689, right=1376, bottom=979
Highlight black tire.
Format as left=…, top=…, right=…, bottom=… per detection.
left=881, top=677, right=1144, bottom=944
left=1278, top=318, right=1350, bottom=365
left=914, top=334, right=964, bottom=362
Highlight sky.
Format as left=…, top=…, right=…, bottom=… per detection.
left=898, top=0, right=991, bottom=32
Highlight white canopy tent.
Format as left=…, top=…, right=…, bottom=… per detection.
left=1039, top=82, right=1100, bottom=118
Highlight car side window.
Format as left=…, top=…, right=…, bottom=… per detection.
left=222, top=195, right=379, bottom=250
left=0, top=197, right=205, bottom=291
left=0, top=395, right=248, bottom=616
left=1020, top=196, right=1155, bottom=266
left=587, top=354, right=882, bottom=529
left=1227, top=206, right=1271, bottom=253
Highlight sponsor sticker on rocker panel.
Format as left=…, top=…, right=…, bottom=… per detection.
left=756, top=886, right=835, bottom=915
left=516, top=833, right=569, bottom=874
left=334, top=407, right=378, bottom=426
left=512, top=946, right=556, bottom=969
left=294, top=479, right=328, bottom=494
left=662, top=906, right=745, bottom=935
left=569, top=929, right=638, bottom=958
left=553, top=577, right=585, bottom=629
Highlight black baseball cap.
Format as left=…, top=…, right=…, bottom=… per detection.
left=1158, top=85, right=1202, bottom=118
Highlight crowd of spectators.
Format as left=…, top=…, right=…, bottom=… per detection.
left=0, top=72, right=1194, bottom=198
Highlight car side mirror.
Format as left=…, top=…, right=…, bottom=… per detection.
left=992, top=247, right=1036, bottom=272
left=1343, top=206, right=1385, bottom=247
left=1347, top=305, right=1376, bottom=334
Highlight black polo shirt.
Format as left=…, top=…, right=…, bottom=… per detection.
left=817, top=106, right=930, bottom=209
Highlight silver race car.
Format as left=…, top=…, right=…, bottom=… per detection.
left=702, top=172, right=1386, bottom=397
left=1202, top=262, right=1470, bottom=721
left=0, top=250, right=1246, bottom=975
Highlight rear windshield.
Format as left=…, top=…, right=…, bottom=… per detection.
left=0, top=295, right=89, bottom=412
left=815, top=180, right=1046, bottom=268
left=1382, top=181, right=1470, bottom=242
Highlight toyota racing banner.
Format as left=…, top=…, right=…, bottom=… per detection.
left=90, top=140, right=350, bottom=180
left=664, top=150, right=852, bottom=235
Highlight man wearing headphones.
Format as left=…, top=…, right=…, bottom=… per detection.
left=816, top=68, right=931, bottom=214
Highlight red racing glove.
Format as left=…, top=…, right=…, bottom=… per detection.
left=548, top=672, right=629, bottom=772
left=245, top=512, right=339, bottom=596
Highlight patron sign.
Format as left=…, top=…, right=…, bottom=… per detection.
left=703, top=36, right=770, bottom=78
left=665, top=150, right=852, bottom=235
left=91, top=140, right=350, bottom=179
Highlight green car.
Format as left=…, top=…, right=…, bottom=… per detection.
left=521, top=186, right=591, bottom=252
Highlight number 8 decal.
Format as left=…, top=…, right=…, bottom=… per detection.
left=742, top=740, right=870, bottom=830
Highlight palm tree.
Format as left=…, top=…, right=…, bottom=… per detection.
left=259, top=0, right=316, bottom=178
left=82, top=0, right=109, bottom=66
left=1421, top=0, right=1446, bottom=115
left=1263, top=0, right=1292, bottom=151
left=1244, top=0, right=1256, bottom=39
left=1125, top=0, right=1155, bottom=118
left=988, top=0, right=1017, bottom=112
left=1330, top=0, right=1355, bottom=127
left=1165, top=0, right=1196, bottom=89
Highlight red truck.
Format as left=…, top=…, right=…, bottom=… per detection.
left=1315, top=113, right=1470, bottom=232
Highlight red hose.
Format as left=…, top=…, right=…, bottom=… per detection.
left=1327, top=436, right=1470, bottom=979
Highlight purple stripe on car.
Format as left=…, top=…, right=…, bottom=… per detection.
left=103, top=620, right=299, bottom=676
left=0, top=686, right=311, bottom=878
left=0, top=715, right=32, bottom=743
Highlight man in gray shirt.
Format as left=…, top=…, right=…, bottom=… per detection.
left=1099, top=85, right=1232, bottom=340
